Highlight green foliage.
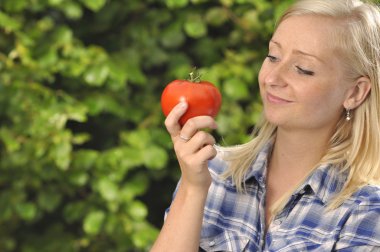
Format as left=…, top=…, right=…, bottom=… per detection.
left=0, top=0, right=294, bottom=250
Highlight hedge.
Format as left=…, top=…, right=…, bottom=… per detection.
left=0, top=0, right=293, bottom=251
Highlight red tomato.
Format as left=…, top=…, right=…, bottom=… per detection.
left=161, top=79, right=222, bottom=126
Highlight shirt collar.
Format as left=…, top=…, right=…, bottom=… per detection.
left=242, top=139, right=348, bottom=204
left=299, top=163, right=348, bottom=204
left=242, top=139, right=274, bottom=186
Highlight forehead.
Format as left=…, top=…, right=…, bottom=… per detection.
left=272, top=15, right=338, bottom=57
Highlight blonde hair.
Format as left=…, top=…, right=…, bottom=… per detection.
left=222, top=0, right=380, bottom=215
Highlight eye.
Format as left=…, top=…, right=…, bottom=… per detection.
left=267, top=55, right=279, bottom=62
left=296, top=66, right=314, bottom=76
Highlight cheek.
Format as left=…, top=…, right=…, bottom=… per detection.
left=301, top=86, right=343, bottom=117
left=301, top=86, right=329, bottom=107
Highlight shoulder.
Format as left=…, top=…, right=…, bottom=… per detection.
left=337, top=184, right=380, bottom=249
left=351, top=184, right=380, bottom=206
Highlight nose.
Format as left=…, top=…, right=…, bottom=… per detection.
left=264, top=62, right=288, bottom=88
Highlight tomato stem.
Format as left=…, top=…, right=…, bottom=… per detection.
left=188, top=67, right=202, bottom=83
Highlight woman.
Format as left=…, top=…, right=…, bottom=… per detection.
left=152, top=0, right=380, bottom=251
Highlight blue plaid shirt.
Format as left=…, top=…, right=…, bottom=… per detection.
left=168, top=142, right=380, bottom=251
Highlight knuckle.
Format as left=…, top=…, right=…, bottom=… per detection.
left=196, top=131, right=208, bottom=140
left=196, top=131, right=215, bottom=145
left=204, top=144, right=214, bottom=152
left=185, top=118, right=197, bottom=128
left=205, top=145, right=217, bottom=158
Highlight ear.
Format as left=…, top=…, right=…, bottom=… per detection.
left=343, top=76, right=371, bottom=110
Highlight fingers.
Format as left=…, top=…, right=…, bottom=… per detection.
left=179, top=116, right=217, bottom=141
left=165, top=102, right=188, bottom=136
left=164, top=101, right=218, bottom=163
left=175, top=130, right=217, bottom=170
left=194, top=144, right=218, bottom=162
left=183, top=131, right=216, bottom=154
left=165, top=102, right=218, bottom=142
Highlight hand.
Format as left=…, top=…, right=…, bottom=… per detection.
left=165, top=102, right=218, bottom=192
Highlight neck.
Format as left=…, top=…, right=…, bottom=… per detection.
left=270, top=127, right=333, bottom=175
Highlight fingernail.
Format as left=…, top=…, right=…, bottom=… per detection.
left=179, top=101, right=187, bottom=109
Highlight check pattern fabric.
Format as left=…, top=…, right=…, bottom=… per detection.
left=167, top=142, right=380, bottom=251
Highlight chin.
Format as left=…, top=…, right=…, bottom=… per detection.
left=264, top=107, right=287, bottom=125
left=263, top=112, right=284, bottom=126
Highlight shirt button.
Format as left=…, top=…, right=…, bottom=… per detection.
left=274, top=219, right=282, bottom=225
left=209, top=240, right=216, bottom=247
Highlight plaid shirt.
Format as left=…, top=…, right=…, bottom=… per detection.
left=167, top=142, right=380, bottom=251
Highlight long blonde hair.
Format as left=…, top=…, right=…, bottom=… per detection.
left=222, top=0, right=380, bottom=214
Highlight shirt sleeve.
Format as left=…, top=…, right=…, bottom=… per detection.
left=335, top=194, right=380, bottom=250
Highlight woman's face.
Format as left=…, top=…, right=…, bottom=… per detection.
left=258, top=15, right=354, bottom=132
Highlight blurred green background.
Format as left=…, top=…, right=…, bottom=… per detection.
left=0, top=0, right=294, bottom=251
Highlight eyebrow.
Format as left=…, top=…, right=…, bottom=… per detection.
left=270, top=40, right=324, bottom=63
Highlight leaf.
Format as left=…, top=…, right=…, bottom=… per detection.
left=72, top=150, right=99, bottom=170
left=69, top=170, right=89, bottom=186
left=72, top=133, right=90, bottom=145
left=108, top=57, right=128, bottom=86
left=2, top=0, right=28, bottom=12
left=110, top=49, right=147, bottom=85
left=143, top=145, right=168, bottom=170
left=15, top=202, right=37, bottom=221
left=62, top=2, right=83, bottom=20
left=63, top=202, right=86, bottom=223
left=0, top=11, right=22, bottom=32
left=121, top=129, right=151, bottom=149
left=131, top=222, right=159, bottom=249
left=0, top=193, right=14, bottom=221
left=84, top=64, right=110, bottom=86
left=127, top=201, right=147, bottom=220
left=66, top=104, right=88, bottom=123
left=120, top=173, right=148, bottom=202
left=0, top=127, right=21, bottom=152
left=223, top=78, right=249, bottom=100
left=97, top=178, right=118, bottom=202
left=160, top=23, right=185, bottom=48
left=184, top=14, right=207, bottom=38
left=37, top=190, right=62, bottom=212
left=51, top=133, right=72, bottom=170
left=275, top=1, right=295, bottom=22
left=165, top=0, right=189, bottom=8
left=205, top=7, right=229, bottom=26
left=48, top=0, right=63, bottom=6
left=83, top=93, right=123, bottom=116
left=219, top=0, right=234, bottom=7
left=0, top=236, right=16, bottom=250
left=241, top=10, right=260, bottom=29
left=96, top=147, right=144, bottom=173
left=37, top=49, right=58, bottom=68
left=80, top=0, right=106, bottom=12
left=83, top=210, right=105, bottom=235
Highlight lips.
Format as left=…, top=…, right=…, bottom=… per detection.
left=266, top=92, right=292, bottom=104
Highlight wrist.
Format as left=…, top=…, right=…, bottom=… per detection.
left=178, top=182, right=210, bottom=201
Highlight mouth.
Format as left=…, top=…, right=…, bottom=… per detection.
left=266, top=92, right=293, bottom=104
